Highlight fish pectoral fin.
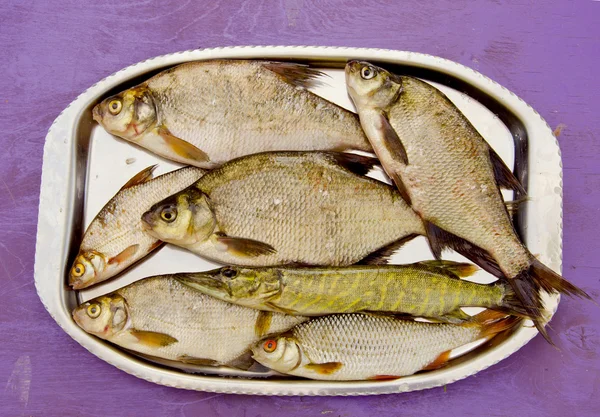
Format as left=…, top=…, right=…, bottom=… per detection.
left=130, top=330, right=178, bottom=348
left=415, top=260, right=479, bottom=278
left=255, top=311, right=274, bottom=337
left=357, top=234, right=420, bottom=265
left=226, top=351, right=255, bottom=370
left=156, top=125, right=210, bottom=162
left=304, top=362, right=343, bottom=375
left=120, top=165, right=157, bottom=190
left=108, top=244, right=139, bottom=265
left=489, top=146, right=526, bottom=195
left=215, top=234, right=277, bottom=258
left=176, top=355, right=220, bottom=367
left=423, top=221, right=503, bottom=278
left=376, top=111, right=409, bottom=165
left=262, top=62, right=327, bottom=89
left=324, top=152, right=380, bottom=176
left=422, top=350, right=452, bottom=371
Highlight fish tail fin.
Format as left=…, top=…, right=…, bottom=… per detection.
left=507, top=257, right=590, bottom=345
left=529, top=257, right=591, bottom=300
left=470, top=310, right=522, bottom=339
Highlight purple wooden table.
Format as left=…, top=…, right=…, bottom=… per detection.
left=1, top=1, right=599, bottom=415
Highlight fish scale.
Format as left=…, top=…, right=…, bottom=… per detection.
left=252, top=314, right=487, bottom=381
left=144, top=152, right=426, bottom=267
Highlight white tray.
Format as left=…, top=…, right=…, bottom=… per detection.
left=34, top=46, right=562, bottom=395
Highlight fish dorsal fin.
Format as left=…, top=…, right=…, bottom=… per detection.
left=415, top=260, right=479, bottom=278
left=488, top=147, right=526, bottom=195
left=324, top=152, right=380, bottom=176
left=423, top=221, right=503, bottom=278
left=262, top=62, right=327, bottom=89
left=358, top=234, right=420, bottom=265
left=504, top=197, right=528, bottom=215
left=120, top=165, right=157, bottom=190
left=176, top=355, right=220, bottom=367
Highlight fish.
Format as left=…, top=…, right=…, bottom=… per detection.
left=175, top=261, right=528, bottom=322
left=72, top=275, right=307, bottom=368
left=69, top=165, right=205, bottom=289
left=92, top=60, right=372, bottom=168
left=140, top=151, right=426, bottom=267
left=345, top=60, right=590, bottom=341
left=251, top=312, right=520, bottom=380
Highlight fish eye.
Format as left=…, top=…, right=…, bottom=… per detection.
left=221, top=267, right=238, bottom=278
left=263, top=339, right=277, bottom=353
left=361, top=66, right=376, bottom=80
left=72, top=263, right=85, bottom=277
left=160, top=207, right=177, bottom=223
left=108, top=99, right=122, bottom=115
left=87, top=304, right=101, bottom=319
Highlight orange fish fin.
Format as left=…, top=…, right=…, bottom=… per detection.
left=130, top=329, right=178, bottom=348
left=157, top=125, right=210, bottom=162
left=368, top=375, right=402, bottom=381
left=120, top=165, right=157, bottom=190
left=415, top=260, right=479, bottom=278
left=215, top=234, right=276, bottom=258
left=473, top=313, right=522, bottom=340
left=422, top=350, right=452, bottom=371
left=358, top=234, right=420, bottom=265
left=262, top=62, right=326, bottom=89
left=254, top=311, right=273, bottom=337
left=304, top=362, right=343, bottom=375
left=488, top=146, right=526, bottom=195
left=148, top=240, right=164, bottom=252
left=108, top=244, right=139, bottom=265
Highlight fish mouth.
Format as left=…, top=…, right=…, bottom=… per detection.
left=175, top=274, right=230, bottom=295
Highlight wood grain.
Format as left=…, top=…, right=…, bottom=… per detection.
left=1, top=0, right=599, bottom=416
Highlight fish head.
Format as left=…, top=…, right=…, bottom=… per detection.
left=72, top=294, right=129, bottom=339
left=141, top=187, right=216, bottom=246
left=216, top=266, right=279, bottom=299
left=252, top=335, right=304, bottom=373
left=92, top=86, right=156, bottom=141
left=69, top=250, right=108, bottom=289
left=345, top=60, right=403, bottom=109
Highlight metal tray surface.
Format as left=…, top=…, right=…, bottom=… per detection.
left=35, top=46, right=562, bottom=395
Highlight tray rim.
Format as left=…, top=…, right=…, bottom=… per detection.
left=34, top=45, right=562, bottom=396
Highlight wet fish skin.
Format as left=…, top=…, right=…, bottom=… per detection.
left=141, top=151, right=426, bottom=267
left=69, top=166, right=205, bottom=289
left=251, top=313, right=519, bottom=381
left=345, top=60, right=590, bottom=341
left=72, top=275, right=307, bottom=367
left=176, top=262, right=528, bottom=321
left=93, top=60, right=372, bottom=168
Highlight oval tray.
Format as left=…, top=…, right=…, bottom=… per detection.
left=34, top=46, right=562, bottom=395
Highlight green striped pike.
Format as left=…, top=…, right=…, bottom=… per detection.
left=174, top=261, right=527, bottom=322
